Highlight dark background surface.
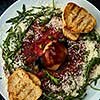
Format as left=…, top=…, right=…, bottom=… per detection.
left=0, top=0, right=100, bottom=15
left=0, top=0, right=100, bottom=100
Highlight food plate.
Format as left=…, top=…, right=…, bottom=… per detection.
left=0, top=0, right=100, bottom=100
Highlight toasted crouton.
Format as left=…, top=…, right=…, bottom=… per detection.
left=8, top=69, right=42, bottom=100
left=62, top=2, right=96, bottom=33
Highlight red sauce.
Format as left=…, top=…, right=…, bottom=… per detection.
left=22, top=21, right=85, bottom=75
left=22, top=22, right=64, bottom=65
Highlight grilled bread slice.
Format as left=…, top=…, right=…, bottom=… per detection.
left=27, top=72, right=41, bottom=86
left=62, top=2, right=96, bottom=33
left=63, top=27, right=80, bottom=40
left=8, top=69, right=42, bottom=100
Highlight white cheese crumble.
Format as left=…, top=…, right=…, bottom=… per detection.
left=85, top=40, right=98, bottom=62
left=13, top=60, right=24, bottom=68
left=48, top=83, right=60, bottom=92
left=61, top=74, right=76, bottom=95
left=90, top=64, right=100, bottom=78
left=74, top=74, right=84, bottom=86
left=48, top=17, right=63, bottom=29
left=57, top=96, right=63, bottom=100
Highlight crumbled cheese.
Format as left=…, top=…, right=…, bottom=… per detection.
left=91, top=64, right=100, bottom=78
left=85, top=40, right=98, bottom=62
left=48, top=84, right=60, bottom=92
left=35, top=33, right=43, bottom=40
left=57, top=96, right=63, bottom=100
left=13, top=60, right=24, bottom=68
left=48, top=17, right=63, bottom=29
left=61, top=82, right=71, bottom=95
left=13, top=55, right=25, bottom=69
left=74, top=74, right=84, bottom=86
left=13, top=63, right=19, bottom=68
left=61, top=72, right=68, bottom=81
left=71, top=87, right=79, bottom=97
left=61, top=78, right=76, bottom=94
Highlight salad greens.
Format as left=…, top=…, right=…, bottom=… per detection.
left=3, top=26, right=24, bottom=72
left=6, top=4, right=61, bottom=27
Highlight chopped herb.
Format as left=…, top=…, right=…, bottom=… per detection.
left=23, top=65, right=33, bottom=72
left=42, top=92, right=57, bottom=100
left=83, top=29, right=100, bottom=43
left=52, top=0, right=55, bottom=10
left=73, top=45, right=79, bottom=50
left=87, top=75, right=100, bottom=91
left=46, top=71, right=60, bottom=85
left=59, top=38, right=66, bottom=42
left=39, top=16, right=51, bottom=25
left=89, top=75, right=100, bottom=86
left=89, top=84, right=100, bottom=91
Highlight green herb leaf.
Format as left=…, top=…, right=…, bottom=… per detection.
left=46, top=71, right=60, bottom=85
left=22, top=4, right=26, bottom=13
left=83, top=29, right=100, bottom=43
left=6, top=16, right=19, bottom=24
left=52, top=0, right=55, bottom=9
left=42, top=92, right=57, bottom=100
left=84, top=57, right=100, bottom=82
left=17, top=10, right=22, bottom=15
left=89, top=84, right=100, bottom=91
